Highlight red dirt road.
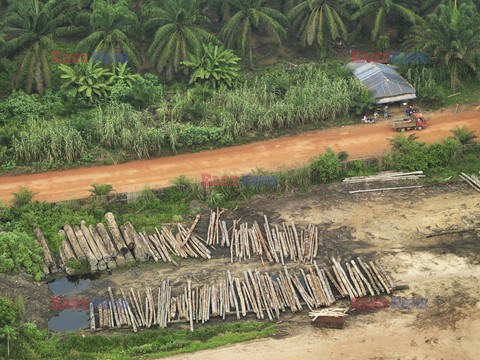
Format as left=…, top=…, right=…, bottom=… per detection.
left=0, top=110, right=478, bottom=203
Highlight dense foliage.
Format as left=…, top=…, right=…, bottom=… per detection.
left=0, top=0, right=478, bottom=173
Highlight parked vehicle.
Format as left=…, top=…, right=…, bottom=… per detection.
left=392, top=112, right=427, bottom=132
left=361, top=115, right=376, bottom=124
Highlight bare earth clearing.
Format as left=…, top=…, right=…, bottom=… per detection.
left=8, top=181, right=478, bottom=359
left=0, top=109, right=479, bottom=203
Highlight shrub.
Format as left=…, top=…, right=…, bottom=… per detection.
left=89, top=184, right=114, bottom=197
left=0, top=232, right=44, bottom=281
left=11, top=187, right=36, bottom=207
left=0, top=91, right=48, bottom=123
left=310, top=149, right=342, bottom=184
left=451, top=127, right=477, bottom=145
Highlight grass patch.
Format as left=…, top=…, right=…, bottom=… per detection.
left=8, top=321, right=277, bottom=360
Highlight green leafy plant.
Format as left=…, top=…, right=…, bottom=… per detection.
left=182, top=43, right=241, bottom=88
left=89, top=183, right=114, bottom=197
left=310, top=148, right=342, bottom=184
left=451, top=127, right=477, bottom=145
left=109, top=62, right=138, bottom=87
left=10, top=187, right=36, bottom=207
left=0, top=231, right=44, bottom=281
left=59, top=62, right=113, bottom=103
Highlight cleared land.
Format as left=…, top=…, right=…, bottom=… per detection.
left=11, top=181, right=478, bottom=359
left=0, top=109, right=479, bottom=203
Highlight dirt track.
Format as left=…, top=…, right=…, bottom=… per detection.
left=0, top=109, right=478, bottom=203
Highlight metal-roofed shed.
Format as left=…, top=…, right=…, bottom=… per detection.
left=346, top=61, right=416, bottom=104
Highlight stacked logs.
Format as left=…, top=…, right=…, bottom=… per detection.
left=41, top=212, right=210, bottom=274
left=90, top=257, right=396, bottom=332
left=208, top=212, right=319, bottom=264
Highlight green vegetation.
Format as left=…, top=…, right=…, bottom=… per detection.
left=0, top=1, right=478, bottom=174
left=182, top=43, right=241, bottom=88
left=0, top=320, right=276, bottom=359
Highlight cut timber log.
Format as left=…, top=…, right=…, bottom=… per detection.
left=349, top=186, right=423, bottom=194
left=73, top=226, right=98, bottom=267
left=80, top=222, right=102, bottom=261
left=88, top=224, right=111, bottom=262
left=104, top=213, right=132, bottom=259
left=121, top=222, right=150, bottom=262
left=34, top=228, right=57, bottom=274
left=58, top=230, right=76, bottom=261
left=96, top=223, right=117, bottom=259
left=63, top=224, right=85, bottom=260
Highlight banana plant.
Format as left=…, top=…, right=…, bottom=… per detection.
left=108, top=62, right=138, bottom=87
left=59, top=62, right=113, bottom=103
left=182, top=43, right=241, bottom=88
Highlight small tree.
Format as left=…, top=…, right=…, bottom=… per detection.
left=451, top=127, right=477, bottom=145
left=0, top=325, right=18, bottom=357
left=310, top=148, right=342, bottom=184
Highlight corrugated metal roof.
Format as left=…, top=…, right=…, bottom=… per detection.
left=347, top=61, right=416, bottom=103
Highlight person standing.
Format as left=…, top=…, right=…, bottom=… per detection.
left=455, top=102, right=461, bottom=113
left=384, top=105, right=389, bottom=118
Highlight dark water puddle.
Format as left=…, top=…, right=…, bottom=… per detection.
left=48, top=309, right=89, bottom=332
left=47, top=274, right=102, bottom=332
left=48, top=274, right=100, bottom=296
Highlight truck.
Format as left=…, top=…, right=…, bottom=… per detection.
left=392, top=112, right=427, bottom=132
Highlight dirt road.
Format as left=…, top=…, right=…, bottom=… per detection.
left=0, top=110, right=478, bottom=203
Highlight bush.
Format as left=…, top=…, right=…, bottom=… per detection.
left=310, top=149, right=342, bottom=184
left=0, top=232, right=44, bottom=281
left=89, top=184, right=114, bottom=197
left=11, top=187, right=36, bottom=207
left=0, top=91, right=48, bottom=123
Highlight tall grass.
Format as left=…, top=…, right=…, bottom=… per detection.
left=13, top=119, right=86, bottom=164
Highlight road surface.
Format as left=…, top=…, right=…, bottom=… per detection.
left=0, top=110, right=478, bottom=203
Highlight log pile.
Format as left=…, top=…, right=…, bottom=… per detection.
left=229, top=219, right=319, bottom=264
left=460, top=172, right=480, bottom=192
left=343, top=171, right=425, bottom=183
left=207, top=212, right=320, bottom=264
left=39, top=213, right=213, bottom=274
left=89, top=257, right=396, bottom=332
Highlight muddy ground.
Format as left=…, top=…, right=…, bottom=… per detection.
left=3, top=181, right=480, bottom=359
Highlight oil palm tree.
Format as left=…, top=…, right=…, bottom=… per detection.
left=145, top=0, right=216, bottom=79
left=0, top=0, right=79, bottom=93
left=219, top=0, right=288, bottom=69
left=408, top=2, right=480, bottom=92
left=419, top=0, right=478, bottom=14
left=76, top=0, right=141, bottom=70
left=288, top=0, right=348, bottom=50
left=352, top=0, right=421, bottom=40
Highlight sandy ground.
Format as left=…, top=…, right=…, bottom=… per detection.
left=161, top=183, right=480, bottom=360
left=29, top=181, right=479, bottom=360
left=0, top=109, right=479, bottom=203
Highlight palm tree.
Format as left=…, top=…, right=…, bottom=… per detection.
left=419, top=0, right=478, bottom=14
left=352, top=0, right=421, bottom=40
left=0, top=0, right=79, bottom=93
left=145, top=0, right=216, bottom=79
left=288, top=0, right=348, bottom=50
left=76, top=0, right=141, bottom=70
left=219, top=0, right=288, bottom=69
left=408, top=2, right=480, bottom=92
left=0, top=325, right=18, bottom=357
